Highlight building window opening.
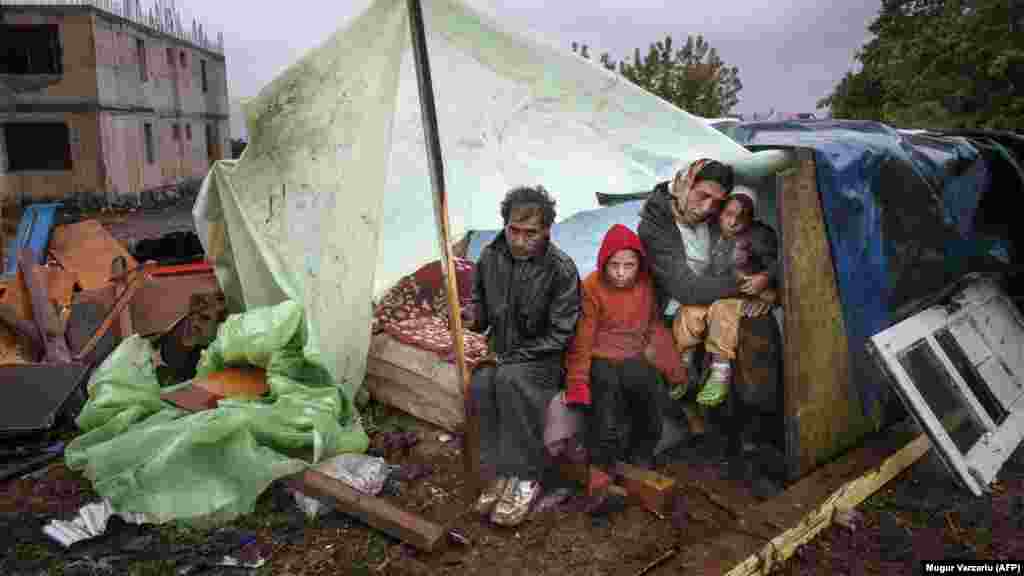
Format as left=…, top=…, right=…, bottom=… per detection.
left=185, top=124, right=192, bottom=141
left=144, top=123, right=155, bottom=164
left=201, top=60, right=208, bottom=92
left=172, top=123, right=181, bottom=141
left=180, top=50, right=187, bottom=68
left=205, top=123, right=217, bottom=160
left=137, top=37, right=147, bottom=81
left=0, top=24, right=63, bottom=75
left=3, top=123, right=73, bottom=171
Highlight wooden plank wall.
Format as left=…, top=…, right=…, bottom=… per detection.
left=778, top=149, right=875, bottom=479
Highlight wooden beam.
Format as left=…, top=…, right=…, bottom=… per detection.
left=680, top=420, right=930, bottom=575
left=777, top=149, right=874, bottom=479
left=287, top=469, right=447, bottom=553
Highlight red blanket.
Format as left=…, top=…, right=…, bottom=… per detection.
left=373, top=258, right=489, bottom=368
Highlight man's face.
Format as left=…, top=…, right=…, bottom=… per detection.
left=720, top=197, right=752, bottom=239
left=680, top=180, right=728, bottom=226
left=505, top=206, right=549, bottom=259
left=604, top=249, right=640, bottom=289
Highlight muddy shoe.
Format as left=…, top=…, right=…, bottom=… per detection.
left=668, top=382, right=689, bottom=401
left=473, top=477, right=509, bottom=516
left=491, top=479, right=542, bottom=527
left=696, top=362, right=731, bottom=407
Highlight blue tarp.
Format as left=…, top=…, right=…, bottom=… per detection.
left=466, top=199, right=645, bottom=277
left=4, top=203, right=62, bottom=278
left=731, top=121, right=1009, bottom=417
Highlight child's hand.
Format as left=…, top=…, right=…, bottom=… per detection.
left=739, top=272, right=771, bottom=296
left=741, top=300, right=773, bottom=318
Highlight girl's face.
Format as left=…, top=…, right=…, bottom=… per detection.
left=720, top=197, right=752, bottom=239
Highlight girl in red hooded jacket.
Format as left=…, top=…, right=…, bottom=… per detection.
left=563, top=224, right=688, bottom=470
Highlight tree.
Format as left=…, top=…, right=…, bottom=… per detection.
left=572, top=35, right=743, bottom=118
left=820, top=0, right=1024, bottom=130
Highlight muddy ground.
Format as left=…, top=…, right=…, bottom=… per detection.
left=3, top=402, right=1024, bottom=576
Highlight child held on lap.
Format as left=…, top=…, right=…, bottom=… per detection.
left=671, top=185, right=779, bottom=407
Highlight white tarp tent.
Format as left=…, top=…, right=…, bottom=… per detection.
left=193, top=0, right=789, bottom=399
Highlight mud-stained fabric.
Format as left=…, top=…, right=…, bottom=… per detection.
left=585, top=357, right=663, bottom=468
left=673, top=299, right=746, bottom=360
left=470, top=360, right=562, bottom=481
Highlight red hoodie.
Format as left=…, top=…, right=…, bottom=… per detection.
left=563, top=224, right=687, bottom=405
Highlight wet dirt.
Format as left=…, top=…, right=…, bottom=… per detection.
left=4, top=414, right=1023, bottom=575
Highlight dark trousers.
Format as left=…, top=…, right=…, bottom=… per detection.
left=469, top=359, right=561, bottom=482
left=586, top=356, right=664, bottom=468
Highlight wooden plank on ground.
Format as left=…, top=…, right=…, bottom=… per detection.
left=679, top=420, right=930, bottom=575
left=287, top=469, right=447, bottom=553
left=777, top=149, right=874, bottom=479
left=49, top=220, right=137, bottom=291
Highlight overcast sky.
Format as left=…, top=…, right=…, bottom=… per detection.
left=175, top=0, right=880, bottom=138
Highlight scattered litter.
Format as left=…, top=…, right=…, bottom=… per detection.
left=373, top=430, right=420, bottom=456
left=833, top=507, right=865, bottom=532
left=447, top=529, right=471, bottom=547
left=391, top=462, right=434, bottom=482
left=292, top=454, right=396, bottom=518
left=438, top=433, right=453, bottom=443
left=218, top=541, right=269, bottom=569
left=533, top=486, right=573, bottom=515
left=42, top=500, right=148, bottom=547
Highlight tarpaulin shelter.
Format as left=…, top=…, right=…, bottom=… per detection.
left=192, top=0, right=788, bottom=403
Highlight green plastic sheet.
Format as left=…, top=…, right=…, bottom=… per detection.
left=65, top=300, right=369, bottom=526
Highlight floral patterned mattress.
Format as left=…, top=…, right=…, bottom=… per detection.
left=372, top=258, right=490, bottom=368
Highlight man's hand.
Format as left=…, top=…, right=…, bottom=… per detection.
left=475, top=351, right=498, bottom=368
left=739, top=272, right=771, bottom=296
left=741, top=299, right=773, bottom=318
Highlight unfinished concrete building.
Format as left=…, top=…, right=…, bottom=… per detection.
left=0, top=1, right=229, bottom=205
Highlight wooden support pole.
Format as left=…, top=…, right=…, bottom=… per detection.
left=406, top=0, right=479, bottom=501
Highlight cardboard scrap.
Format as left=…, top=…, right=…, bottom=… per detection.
left=49, top=220, right=137, bottom=291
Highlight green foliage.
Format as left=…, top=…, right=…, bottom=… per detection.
left=820, top=0, right=1024, bottom=131
left=573, top=35, right=743, bottom=117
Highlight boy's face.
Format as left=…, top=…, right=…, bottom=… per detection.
left=604, top=249, right=640, bottom=289
left=720, top=197, right=752, bottom=239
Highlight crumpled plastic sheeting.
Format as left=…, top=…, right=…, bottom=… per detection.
left=65, top=301, right=369, bottom=527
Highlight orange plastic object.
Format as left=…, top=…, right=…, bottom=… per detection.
left=195, top=366, right=269, bottom=399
